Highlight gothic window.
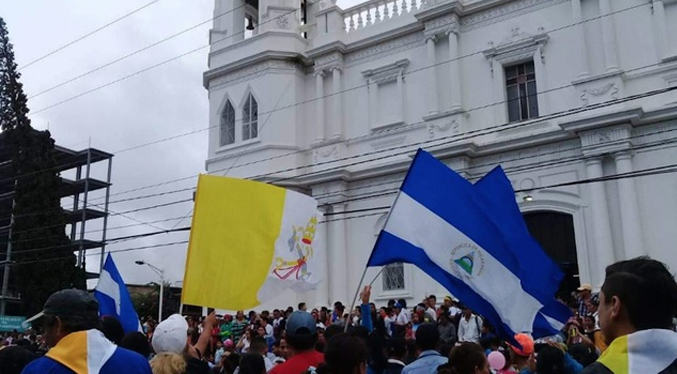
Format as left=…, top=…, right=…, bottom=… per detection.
left=243, top=93, right=258, bottom=141
left=506, top=61, right=539, bottom=122
left=383, top=263, right=405, bottom=291
left=220, top=100, right=235, bottom=146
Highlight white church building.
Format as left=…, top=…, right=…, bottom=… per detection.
left=203, top=0, right=677, bottom=309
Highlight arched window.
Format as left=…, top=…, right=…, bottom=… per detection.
left=243, top=93, right=258, bottom=140
left=220, top=100, right=235, bottom=146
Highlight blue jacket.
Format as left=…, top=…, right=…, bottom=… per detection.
left=401, top=350, right=447, bottom=374
left=22, top=346, right=152, bottom=374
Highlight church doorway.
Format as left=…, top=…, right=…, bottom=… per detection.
left=522, top=211, right=579, bottom=300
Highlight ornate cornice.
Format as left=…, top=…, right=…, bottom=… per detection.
left=460, top=0, right=568, bottom=32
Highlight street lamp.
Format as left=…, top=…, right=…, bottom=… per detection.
left=135, top=260, right=165, bottom=322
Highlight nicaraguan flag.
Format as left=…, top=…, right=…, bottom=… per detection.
left=368, top=149, right=568, bottom=341
left=475, top=166, right=571, bottom=335
left=95, top=254, right=142, bottom=334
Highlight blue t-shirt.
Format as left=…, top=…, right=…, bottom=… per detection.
left=22, top=346, right=151, bottom=374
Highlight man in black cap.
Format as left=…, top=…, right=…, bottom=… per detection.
left=269, top=311, right=324, bottom=374
left=21, top=289, right=151, bottom=374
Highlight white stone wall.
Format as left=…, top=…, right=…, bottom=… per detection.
left=203, top=0, right=677, bottom=310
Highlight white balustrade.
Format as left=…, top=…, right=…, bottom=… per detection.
left=343, top=0, right=422, bottom=33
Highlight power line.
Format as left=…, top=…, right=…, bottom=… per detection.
left=9, top=163, right=677, bottom=266
left=5, top=81, right=674, bottom=227
left=4, top=82, right=675, bottom=233
left=19, top=0, right=165, bottom=70
left=29, top=5, right=301, bottom=116
left=27, top=3, right=249, bottom=99
left=10, top=2, right=650, bottom=193
left=5, top=157, right=677, bottom=258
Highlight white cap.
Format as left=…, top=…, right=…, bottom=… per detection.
left=152, top=314, right=189, bottom=354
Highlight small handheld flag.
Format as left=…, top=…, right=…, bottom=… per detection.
left=95, top=254, right=142, bottom=333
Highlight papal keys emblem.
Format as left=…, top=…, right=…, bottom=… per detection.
left=273, top=216, right=317, bottom=281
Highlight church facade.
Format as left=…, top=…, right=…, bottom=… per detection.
left=203, top=0, right=677, bottom=309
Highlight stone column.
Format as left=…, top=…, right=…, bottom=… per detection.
left=652, top=0, right=668, bottom=61
left=599, top=0, right=619, bottom=72
left=329, top=203, right=348, bottom=304
left=585, top=157, right=615, bottom=286
left=331, top=67, right=343, bottom=139
left=571, top=0, right=590, bottom=78
left=426, top=35, right=439, bottom=115
left=315, top=206, right=330, bottom=307
left=315, top=70, right=326, bottom=142
left=447, top=29, right=462, bottom=111
left=614, top=151, right=645, bottom=259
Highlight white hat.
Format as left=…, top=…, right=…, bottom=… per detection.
left=152, top=314, right=189, bottom=354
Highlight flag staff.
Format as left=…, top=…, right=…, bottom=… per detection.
left=343, top=191, right=402, bottom=332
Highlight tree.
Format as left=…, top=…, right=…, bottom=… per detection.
left=0, top=17, right=85, bottom=315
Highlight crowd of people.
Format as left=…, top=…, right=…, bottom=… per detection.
left=1, top=256, right=677, bottom=374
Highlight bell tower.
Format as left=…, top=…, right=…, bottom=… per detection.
left=205, top=0, right=311, bottom=179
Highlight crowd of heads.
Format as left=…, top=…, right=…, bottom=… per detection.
left=2, top=256, right=677, bottom=374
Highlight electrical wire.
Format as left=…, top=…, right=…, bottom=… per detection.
left=27, top=3, right=250, bottom=99
left=19, top=0, right=165, bottom=70
left=9, top=1, right=652, bottom=193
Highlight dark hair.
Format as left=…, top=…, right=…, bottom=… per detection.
left=315, top=333, right=367, bottom=374
left=397, top=299, right=407, bottom=309
left=440, top=342, right=487, bottom=374
left=536, top=346, right=566, bottom=374
left=250, top=337, right=268, bottom=353
left=239, top=353, right=266, bottom=374
left=299, top=302, right=306, bottom=310
left=602, top=257, right=677, bottom=330
left=120, top=332, right=151, bottom=358
left=415, top=323, right=439, bottom=351
left=387, top=337, right=406, bottom=358
left=0, top=346, right=37, bottom=374
left=44, top=313, right=100, bottom=335
left=429, top=295, right=437, bottom=301
left=324, top=325, right=343, bottom=342
left=286, top=332, right=318, bottom=352
left=100, top=316, right=125, bottom=345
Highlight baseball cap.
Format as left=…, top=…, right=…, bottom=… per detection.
left=152, top=314, right=189, bottom=354
left=509, top=333, right=535, bottom=357
left=285, top=311, right=317, bottom=338
left=577, top=284, right=592, bottom=292
left=394, top=303, right=403, bottom=309
left=23, top=289, right=98, bottom=328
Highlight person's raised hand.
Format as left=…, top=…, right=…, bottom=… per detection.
left=360, top=286, right=372, bottom=304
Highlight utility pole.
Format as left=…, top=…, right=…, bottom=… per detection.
left=1, top=198, right=16, bottom=315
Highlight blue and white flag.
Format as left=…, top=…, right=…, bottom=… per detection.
left=95, top=254, right=142, bottom=334
left=475, top=166, right=571, bottom=335
left=368, top=149, right=569, bottom=342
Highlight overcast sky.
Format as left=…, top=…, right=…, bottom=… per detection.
left=3, top=0, right=361, bottom=289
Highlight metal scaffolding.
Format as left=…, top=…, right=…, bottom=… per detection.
left=0, top=133, right=113, bottom=315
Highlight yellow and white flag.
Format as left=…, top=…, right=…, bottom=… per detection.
left=182, top=175, right=321, bottom=310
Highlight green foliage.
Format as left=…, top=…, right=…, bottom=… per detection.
left=0, top=17, right=85, bottom=316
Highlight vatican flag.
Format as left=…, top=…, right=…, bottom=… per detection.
left=182, top=175, right=321, bottom=310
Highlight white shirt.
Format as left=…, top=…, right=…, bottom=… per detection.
left=273, top=317, right=284, bottom=328
left=396, top=310, right=410, bottom=326
left=449, top=306, right=461, bottom=316
left=384, top=316, right=395, bottom=336
left=264, top=324, right=274, bottom=340
left=458, top=315, right=482, bottom=343
left=425, top=307, right=437, bottom=322
left=264, top=356, right=274, bottom=372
